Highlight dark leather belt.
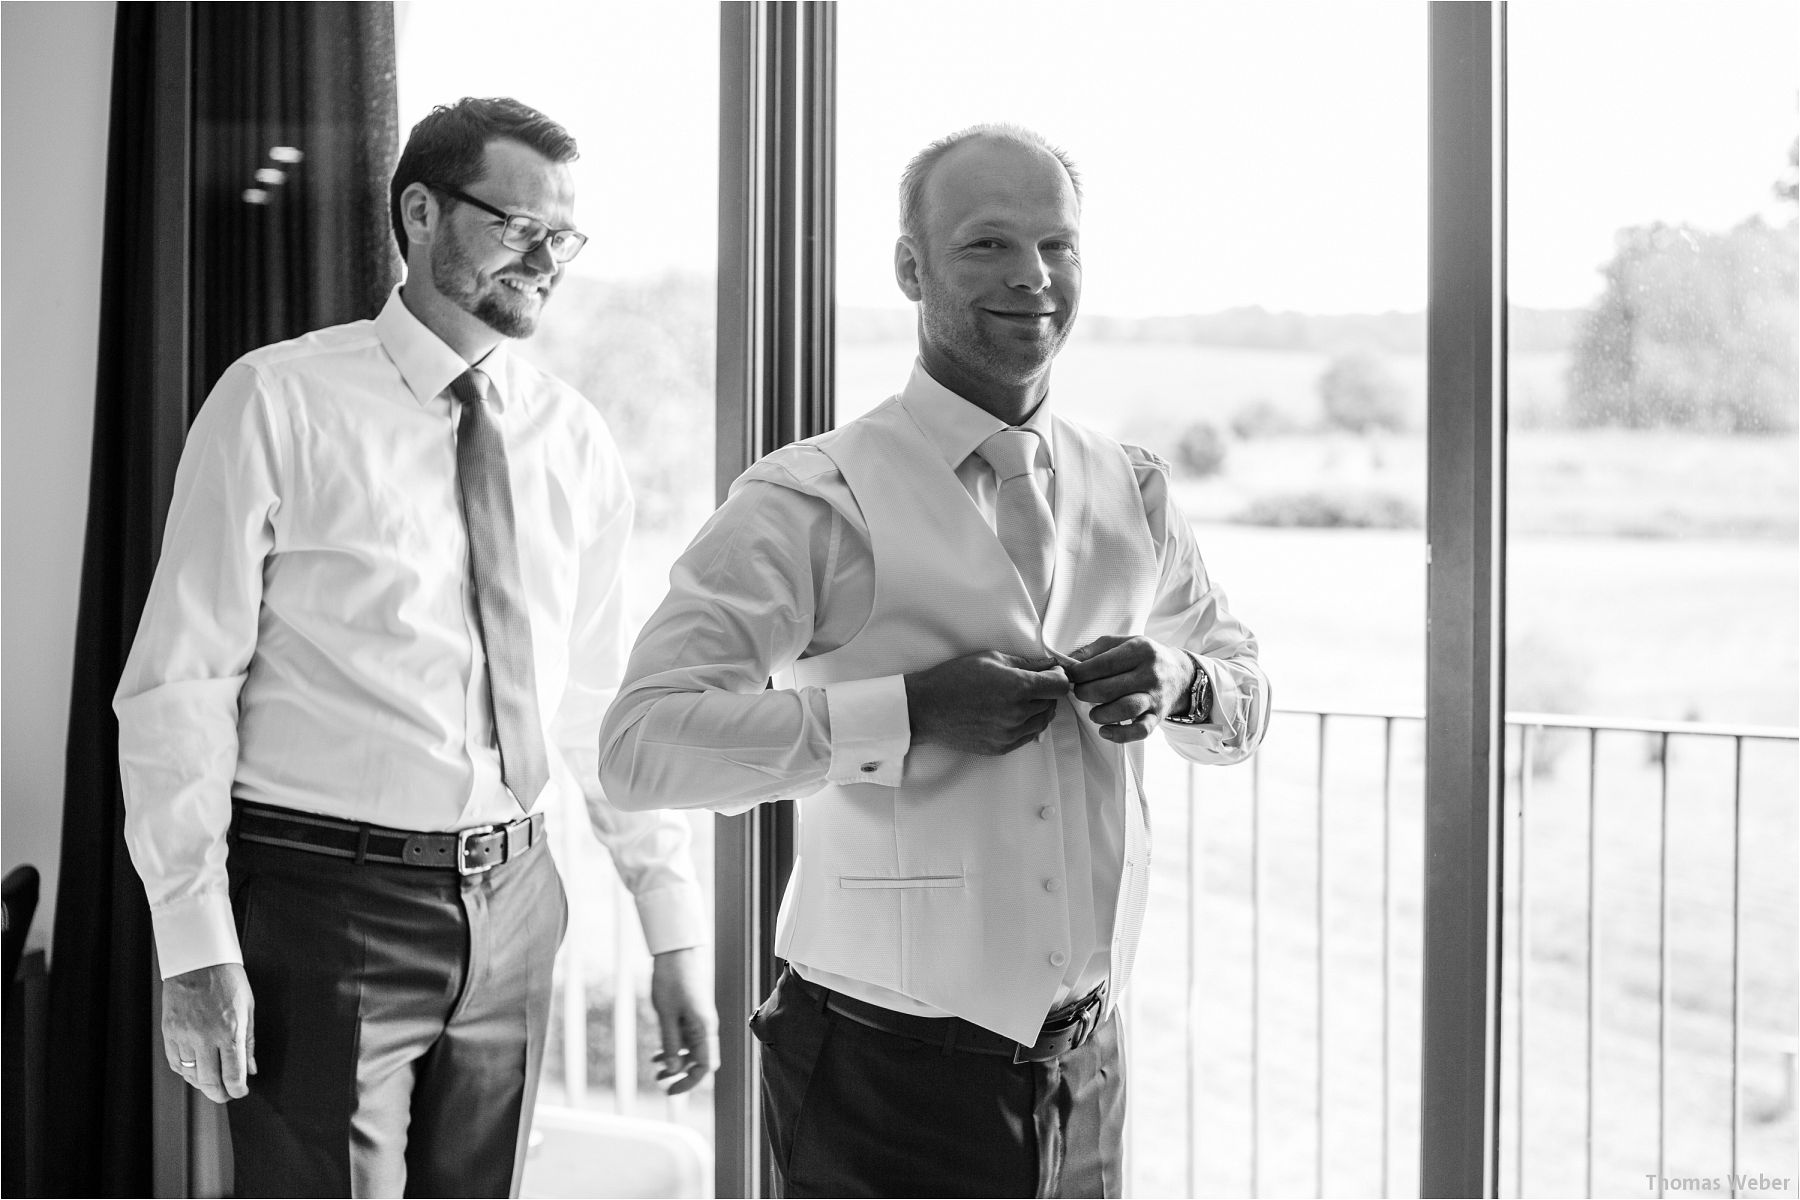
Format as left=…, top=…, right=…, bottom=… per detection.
left=231, top=801, right=543, bottom=876
left=792, top=969, right=1107, bottom=1064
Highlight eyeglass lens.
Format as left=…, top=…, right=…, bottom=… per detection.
left=499, top=217, right=586, bottom=263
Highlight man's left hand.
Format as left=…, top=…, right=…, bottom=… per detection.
left=649, top=946, right=718, bottom=1096
left=1057, top=635, right=1194, bottom=743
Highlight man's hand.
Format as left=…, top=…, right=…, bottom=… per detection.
left=904, top=650, right=1073, bottom=755
left=162, top=962, right=255, bottom=1104
left=650, top=947, right=718, bottom=1096
left=1057, top=635, right=1195, bottom=743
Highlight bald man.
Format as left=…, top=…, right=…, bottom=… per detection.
left=601, top=125, right=1269, bottom=1197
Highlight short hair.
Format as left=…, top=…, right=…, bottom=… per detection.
left=390, top=97, right=579, bottom=260
left=898, top=123, right=1082, bottom=241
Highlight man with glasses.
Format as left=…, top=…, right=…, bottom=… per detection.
left=115, top=97, right=715, bottom=1197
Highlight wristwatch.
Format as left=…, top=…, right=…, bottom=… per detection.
left=1163, top=650, right=1212, bottom=726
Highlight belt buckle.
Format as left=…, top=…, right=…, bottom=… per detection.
left=456, top=824, right=500, bottom=875
left=1020, top=989, right=1101, bottom=1063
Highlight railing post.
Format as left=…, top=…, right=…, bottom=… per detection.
left=1422, top=3, right=1507, bottom=1196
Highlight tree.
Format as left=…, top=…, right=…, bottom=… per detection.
left=1567, top=219, right=1798, bottom=432
left=1317, top=349, right=1409, bottom=434
left=1173, top=420, right=1228, bottom=478
left=518, top=273, right=717, bottom=533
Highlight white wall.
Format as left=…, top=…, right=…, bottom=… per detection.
left=2, top=1, right=117, bottom=956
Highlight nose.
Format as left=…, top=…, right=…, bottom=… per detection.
left=1006, top=246, right=1051, bottom=294
left=523, top=238, right=559, bottom=277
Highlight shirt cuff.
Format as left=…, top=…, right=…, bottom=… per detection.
left=151, top=892, right=243, bottom=980
left=635, top=881, right=710, bottom=955
left=823, top=675, right=910, bottom=787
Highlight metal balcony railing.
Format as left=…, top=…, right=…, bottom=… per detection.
left=1122, top=707, right=1797, bottom=1199
left=539, top=706, right=1797, bottom=1200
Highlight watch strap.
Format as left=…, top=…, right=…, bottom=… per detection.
left=1164, top=650, right=1212, bottom=726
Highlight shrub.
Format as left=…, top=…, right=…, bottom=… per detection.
left=1230, top=397, right=1296, bottom=440
left=1319, top=349, right=1410, bottom=434
left=1231, top=490, right=1422, bottom=529
left=1174, top=420, right=1229, bottom=478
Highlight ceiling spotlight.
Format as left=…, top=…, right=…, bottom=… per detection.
left=254, top=168, right=286, bottom=186
left=269, top=146, right=304, bottom=164
left=243, top=188, right=270, bottom=205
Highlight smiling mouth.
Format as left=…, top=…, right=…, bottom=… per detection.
left=987, top=309, right=1054, bottom=320
left=499, top=277, right=546, bottom=299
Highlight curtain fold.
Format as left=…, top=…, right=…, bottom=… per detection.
left=48, top=4, right=398, bottom=1193
left=192, top=2, right=400, bottom=402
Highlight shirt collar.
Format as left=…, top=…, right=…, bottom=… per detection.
left=899, top=359, right=1056, bottom=472
left=374, top=286, right=515, bottom=411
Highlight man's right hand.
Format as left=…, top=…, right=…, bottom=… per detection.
left=904, top=650, right=1071, bottom=755
left=162, top=962, right=256, bottom=1104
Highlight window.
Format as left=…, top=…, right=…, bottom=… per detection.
left=1503, top=6, right=1799, bottom=1194
left=836, top=5, right=1429, bottom=1194
left=396, top=6, right=722, bottom=1192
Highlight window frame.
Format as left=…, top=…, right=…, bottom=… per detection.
left=712, top=4, right=835, bottom=1197
left=712, top=3, right=1508, bottom=1195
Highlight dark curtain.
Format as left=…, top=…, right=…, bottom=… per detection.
left=192, top=2, right=400, bottom=401
left=48, top=4, right=398, bottom=1195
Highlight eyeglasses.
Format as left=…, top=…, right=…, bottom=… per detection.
left=429, top=183, right=589, bottom=263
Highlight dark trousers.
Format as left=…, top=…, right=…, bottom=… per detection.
left=225, top=829, right=567, bottom=1198
left=751, top=967, right=1126, bottom=1199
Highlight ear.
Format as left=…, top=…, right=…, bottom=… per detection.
left=399, top=182, right=440, bottom=251
left=894, top=236, right=924, bottom=302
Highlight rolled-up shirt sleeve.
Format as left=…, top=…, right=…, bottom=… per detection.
left=115, top=361, right=281, bottom=979
left=1132, top=448, right=1271, bottom=764
left=600, top=455, right=912, bottom=813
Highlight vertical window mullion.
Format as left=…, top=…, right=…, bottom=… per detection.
left=713, top=5, right=834, bottom=1196
left=1422, top=2, right=1508, bottom=1197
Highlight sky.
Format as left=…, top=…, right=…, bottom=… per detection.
left=397, top=0, right=1798, bottom=317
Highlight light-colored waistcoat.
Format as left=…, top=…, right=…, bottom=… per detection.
left=775, top=397, right=1161, bottom=1043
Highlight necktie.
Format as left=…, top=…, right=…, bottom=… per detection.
left=976, top=428, right=1055, bottom=616
left=452, top=368, right=550, bottom=811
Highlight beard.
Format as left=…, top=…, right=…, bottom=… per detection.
left=915, top=268, right=1071, bottom=389
left=430, top=229, right=547, bottom=339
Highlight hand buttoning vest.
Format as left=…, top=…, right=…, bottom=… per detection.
left=773, top=396, right=1161, bottom=1043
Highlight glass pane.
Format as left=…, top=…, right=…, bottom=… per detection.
left=396, top=6, right=718, bottom=1195
left=1505, top=5, right=1798, bottom=1196
left=839, top=5, right=1426, bottom=1195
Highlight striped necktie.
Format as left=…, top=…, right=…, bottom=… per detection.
left=452, top=368, right=550, bottom=811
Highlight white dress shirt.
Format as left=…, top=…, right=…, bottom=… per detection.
left=117, top=287, right=706, bottom=979
left=600, top=363, right=1267, bottom=1019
